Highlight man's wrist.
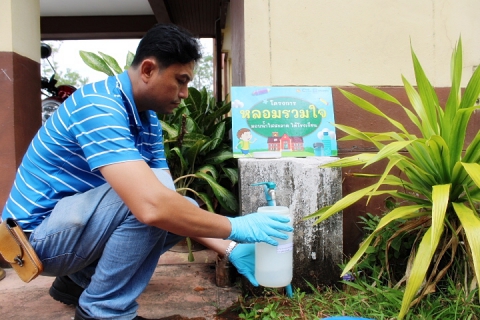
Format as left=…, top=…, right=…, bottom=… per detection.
left=223, top=240, right=237, bottom=261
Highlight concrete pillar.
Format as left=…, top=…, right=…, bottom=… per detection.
left=0, top=0, right=41, bottom=207
left=238, top=157, right=343, bottom=291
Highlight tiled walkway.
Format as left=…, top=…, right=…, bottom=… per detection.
left=0, top=250, right=242, bottom=320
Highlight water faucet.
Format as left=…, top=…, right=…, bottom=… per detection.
left=251, top=181, right=276, bottom=206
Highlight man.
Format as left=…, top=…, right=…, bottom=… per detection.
left=1, top=24, right=292, bottom=320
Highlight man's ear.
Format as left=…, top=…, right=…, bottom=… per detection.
left=140, top=58, right=158, bottom=82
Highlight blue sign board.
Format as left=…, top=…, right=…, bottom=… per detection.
left=231, top=86, right=337, bottom=158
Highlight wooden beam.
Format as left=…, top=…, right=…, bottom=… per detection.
left=215, top=17, right=222, bottom=102
left=41, top=15, right=157, bottom=40
left=148, top=0, right=172, bottom=24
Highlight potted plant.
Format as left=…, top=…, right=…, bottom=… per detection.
left=306, top=38, right=480, bottom=319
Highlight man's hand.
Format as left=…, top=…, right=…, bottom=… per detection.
left=229, top=243, right=258, bottom=286
left=227, top=213, right=293, bottom=245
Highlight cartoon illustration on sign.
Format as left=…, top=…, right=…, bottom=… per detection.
left=236, top=128, right=257, bottom=157
left=231, top=86, right=337, bottom=158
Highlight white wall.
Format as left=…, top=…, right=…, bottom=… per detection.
left=230, top=0, right=480, bottom=87
left=0, top=0, right=40, bottom=61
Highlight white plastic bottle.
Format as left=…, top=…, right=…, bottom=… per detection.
left=255, top=206, right=293, bottom=287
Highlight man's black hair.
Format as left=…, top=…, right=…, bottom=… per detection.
left=131, top=24, right=202, bottom=68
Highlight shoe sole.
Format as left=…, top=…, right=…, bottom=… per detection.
left=49, top=285, right=79, bottom=306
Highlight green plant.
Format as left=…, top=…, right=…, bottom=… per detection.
left=354, top=211, right=417, bottom=287
left=227, top=279, right=480, bottom=319
left=306, top=38, right=480, bottom=319
left=79, top=50, right=134, bottom=76
left=159, top=86, right=239, bottom=215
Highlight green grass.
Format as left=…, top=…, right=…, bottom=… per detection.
left=219, top=278, right=480, bottom=320
left=217, top=211, right=480, bottom=320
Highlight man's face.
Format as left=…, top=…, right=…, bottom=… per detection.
left=143, top=61, right=195, bottom=114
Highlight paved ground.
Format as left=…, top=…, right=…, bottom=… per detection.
left=0, top=249, right=242, bottom=320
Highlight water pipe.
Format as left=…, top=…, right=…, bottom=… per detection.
left=250, top=181, right=293, bottom=298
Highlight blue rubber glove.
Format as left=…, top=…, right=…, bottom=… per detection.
left=228, top=243, right=258, bottom=286
left=227, top=213, right=293, bottom=245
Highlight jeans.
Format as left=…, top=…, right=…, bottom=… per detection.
left=30, top=169, right=190, bottom=319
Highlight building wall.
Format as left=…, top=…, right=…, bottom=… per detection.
left=226, top=0, right=245, bottom=87
left=0, top=0, right=40, bottom=61
left=0, top=0, right=41, bottom=209
left=239, top=0, right=480, bottom=87
left=222, top=0, right=480, bottom=256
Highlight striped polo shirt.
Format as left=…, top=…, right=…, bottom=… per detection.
left=1, top=71, right=168, bottom=231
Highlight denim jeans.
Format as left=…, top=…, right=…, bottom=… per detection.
left=30, top=169, right=189, bottom=319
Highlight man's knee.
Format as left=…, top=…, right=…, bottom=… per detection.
left=151, top=169, right=199, bottom=208
left=151, top=168, right=176, bottom=190
left=184, top=196, right=199, bottom=207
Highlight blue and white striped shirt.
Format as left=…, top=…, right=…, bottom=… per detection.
left=1, top=71, right=168, bottom=231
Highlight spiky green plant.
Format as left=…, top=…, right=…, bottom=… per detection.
left=305, top=38, right=480, bottom=319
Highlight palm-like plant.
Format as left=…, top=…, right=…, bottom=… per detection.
left=306, top=38, right=480, bottom=318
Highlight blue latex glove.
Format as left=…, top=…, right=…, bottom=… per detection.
left=228, top=243, right=258, bottom=286
left=227, top=213, right=293, bottom=246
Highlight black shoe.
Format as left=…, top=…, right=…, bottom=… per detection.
left=49, top=275, right=84, bottom=306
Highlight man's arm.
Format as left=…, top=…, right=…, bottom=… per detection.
left=99, top=160, right=232, bottom=239
left=192, top=237, right=232, bottom=256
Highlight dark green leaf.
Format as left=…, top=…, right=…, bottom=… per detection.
left=195, top=192, right=215, bottom=212
left=365, top=246, right=376, bottom=254
left=159, top=120, right=179, bottom=140
left=184, top=139, right=206, bottom=166
left=197, top=165, right=219, bottom=181
left=194, top=171, right=238, bottom=213
left=186, top=87, right=202, bottom=113
left=222, top=167, right=239, bottom=185
left=170, top=147, right=187, bottom=176
left=204, top=149, right=234, bottom=165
